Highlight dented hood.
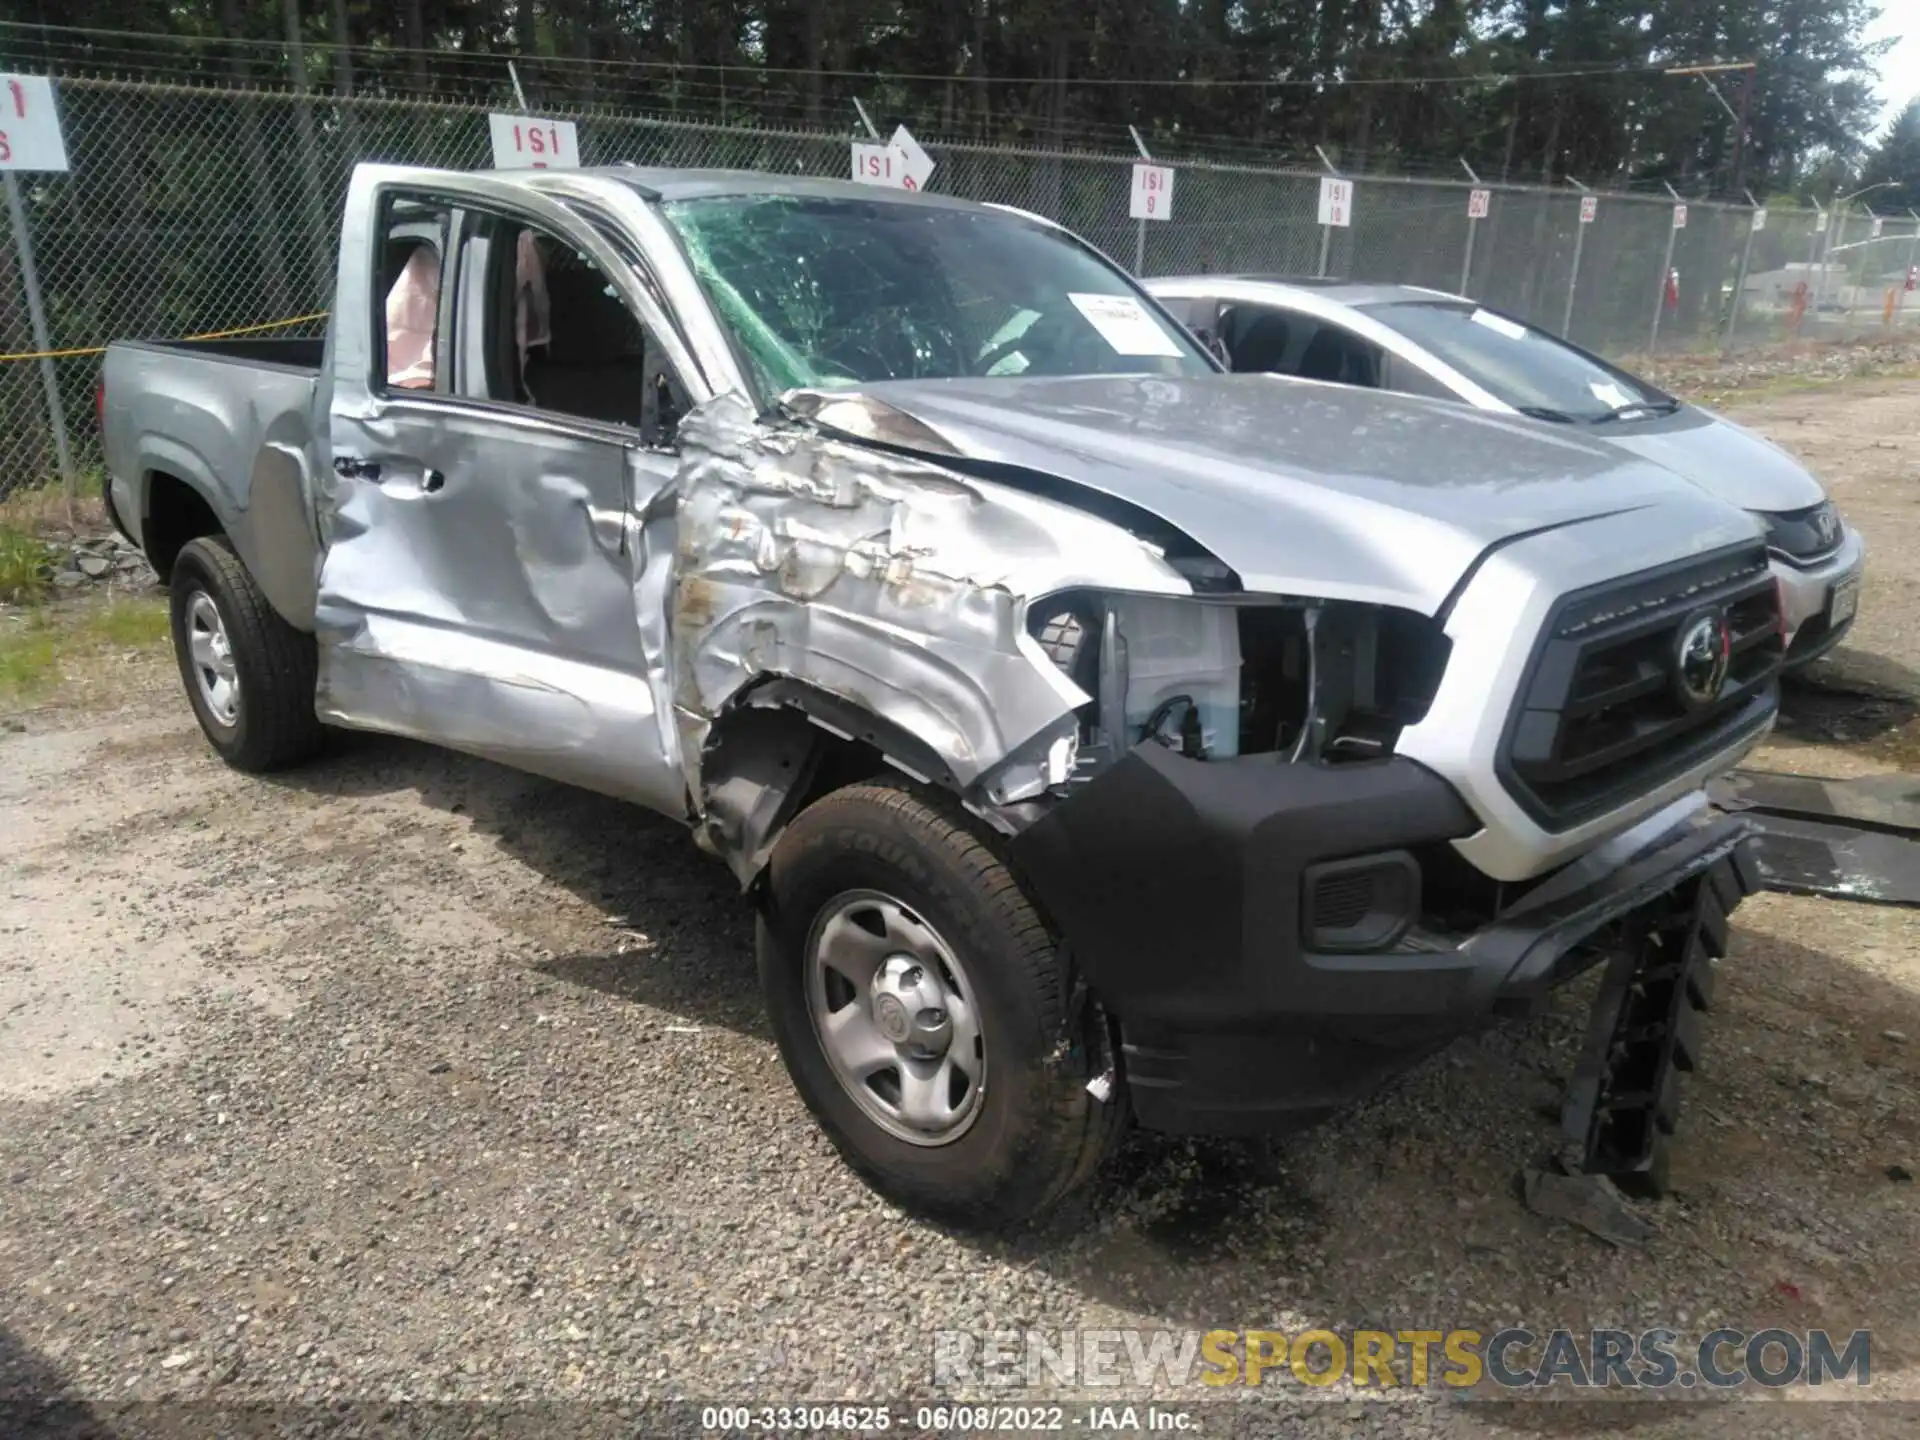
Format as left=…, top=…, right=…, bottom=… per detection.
left=847, top=373, right=1746, bottom=615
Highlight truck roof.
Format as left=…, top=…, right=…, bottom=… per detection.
left=595, top=166, right=988, bottom=212
left=1153, top=275, right=1462, bottom=308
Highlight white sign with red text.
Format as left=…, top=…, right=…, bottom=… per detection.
left=1130, top=163, right=1174, bottom=221
left=1579, top=195, right=1598, bottom=224
left=489, top=113, right=579, bottom=170
left=0, top=75, right=70, bottom=172
left=1467, top=188, right=1491, bottom=219
left=1672, top=203, right=1688, bottom=230
left=890, top=126, right=934, bottom=189
left=851, top=143, right=902, bottom=187
left=1317, top=177, right=1354, bottom=228
left=852, top=126, right=935, bottom=191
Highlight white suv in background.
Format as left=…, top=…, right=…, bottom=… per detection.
left=1147, top=275, right=1864, bottom=671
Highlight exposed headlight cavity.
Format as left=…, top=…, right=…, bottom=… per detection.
left=1025, top=591, right=1451, bottom=769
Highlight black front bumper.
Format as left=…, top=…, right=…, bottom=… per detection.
left=1008, top=743, right=1760, bottom=1137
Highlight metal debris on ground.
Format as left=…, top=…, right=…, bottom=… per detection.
left=1522, top=1162, right=1656, bottom=1248
left=1709, top=769, right=1920, bottom=908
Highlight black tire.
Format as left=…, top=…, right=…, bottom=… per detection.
left=759, top=781, right=1125, bottom=1226
left=169, top=535, right=324, bottom=773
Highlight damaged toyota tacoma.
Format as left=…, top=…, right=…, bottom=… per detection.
left=102, top=165, right=1783, bottom=1225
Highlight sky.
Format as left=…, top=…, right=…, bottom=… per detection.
left=1870, top=4, right=1920, bottom=130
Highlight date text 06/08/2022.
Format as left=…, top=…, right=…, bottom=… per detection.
left=699, top=1404, right=1196, bottom=1432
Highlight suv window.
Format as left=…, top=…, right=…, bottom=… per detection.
left=1357, top=300, right=1668, bottom=420
left=1382, top=356, right=1457, bottom=401
left=1219, top=305, right=1382, bottom=388
left=1291, top=322, right=1382, bottom=387
left=1220, top=304, right=1295, bottom=372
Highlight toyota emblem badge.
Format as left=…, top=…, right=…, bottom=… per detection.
left=1674, top=609, right=1732, bottom=710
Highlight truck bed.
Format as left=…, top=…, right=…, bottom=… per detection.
left=102, top=334, right=327, bottom=629
left=113, top=334, right=326, bottom=373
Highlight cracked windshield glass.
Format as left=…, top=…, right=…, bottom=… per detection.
left=659, top=193, right=1215, bottom=396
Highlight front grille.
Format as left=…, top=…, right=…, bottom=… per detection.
left=1499, top=546, right=1783, bottom=831
left=1765, top=502, right=1843, bottom=563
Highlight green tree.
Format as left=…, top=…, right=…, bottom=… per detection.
left=1861, top=98, right=1920, bottom=211
left=13, top=0, right=1901, bottom=195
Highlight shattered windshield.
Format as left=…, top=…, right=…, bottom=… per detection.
left=659, top=193, right=1214, bottom=397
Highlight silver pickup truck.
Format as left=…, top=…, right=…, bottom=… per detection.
left=103, top=163, right=1781, bottom=1225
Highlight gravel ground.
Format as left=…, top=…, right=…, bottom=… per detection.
left=4, top=375, right=1919, bottom=1439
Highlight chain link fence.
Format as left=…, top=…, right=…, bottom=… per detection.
left=6, top=71, right=1920, bottom=500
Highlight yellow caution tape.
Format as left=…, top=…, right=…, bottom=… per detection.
left=0, top=311, right=331, bottom=364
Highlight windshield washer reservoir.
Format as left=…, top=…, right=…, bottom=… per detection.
left=1106, top=594, right=1242, bottom=758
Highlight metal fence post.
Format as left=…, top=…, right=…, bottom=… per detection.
left=1903, top=212, right=1920, bottom=329
left=1813, top=203, right=1837, bottom=315
left=1561, top=192, right=1589, bottom=338
left=3, top=172, right=77, bottom=498
left=1723, top=197, right=1761, bottom=352
left=1459, top=159, right=1482, bottom=295
left=1128, top=126, right=1151, bottom=276
left=1648, top=201, right=1681, bottom=354
left=1315, top=146, right=1337, bottom=278
left=284, top=0, right=337, bottom=306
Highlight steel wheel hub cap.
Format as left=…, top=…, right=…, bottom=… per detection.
left=186, top=591, right=240, bottom=728
left=806, top=890, right=985, bottom=1147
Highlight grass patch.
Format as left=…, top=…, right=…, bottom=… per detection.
left=0, top=624, right=59, bottom=694
left=0, top=596, right=170, bottom=705
left=0, top=526, right=57, bottom=603
left=89, top=601, right=171, bottom=648
left=0, top=479, right=106, bottom=538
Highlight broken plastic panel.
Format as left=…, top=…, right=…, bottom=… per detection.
left=1708, top=770, right=1920, bottom=908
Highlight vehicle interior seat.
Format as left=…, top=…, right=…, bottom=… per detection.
left=1295, top=326, right=1382, bottom=387
left=1227, top=310, right=1293, bottom=373
left=521, top=257, right=648, bottom=427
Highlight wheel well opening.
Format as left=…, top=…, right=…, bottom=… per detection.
left=143, top=472, right=223, bottom=580
left=700, top=685, right=963, bottom=888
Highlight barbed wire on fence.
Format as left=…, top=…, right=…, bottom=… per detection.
left=3, top=68, right=1918, bottom=501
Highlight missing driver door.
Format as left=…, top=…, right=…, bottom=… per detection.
left=314, top=173, right=691, bottom=817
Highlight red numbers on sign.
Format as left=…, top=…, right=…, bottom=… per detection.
left=2, top=76, right=23, bottom=156
left=511, top=122, right=564, bottom=169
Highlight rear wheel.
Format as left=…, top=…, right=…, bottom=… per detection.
left=759, top=781, right=1124, bottom=1226
left=169, top=535, right=324, bottom=773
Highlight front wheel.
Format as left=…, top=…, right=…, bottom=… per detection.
left=759, top=781, right=1124, bottom=1226
left=169, top=535, right=324, bottom=773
